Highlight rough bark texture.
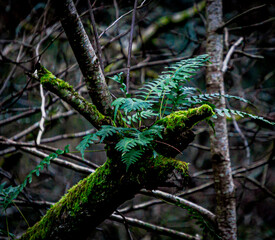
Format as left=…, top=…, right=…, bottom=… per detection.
left=54, top=0, right=113, bottom=116
left=205, top=0, right=237, bottom=239
left=18, top=105, right=214, bottom=240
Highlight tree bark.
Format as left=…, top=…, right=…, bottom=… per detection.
left=54, top=0, right=113, bottom=116
left=205, top=0, right=237, bottom=239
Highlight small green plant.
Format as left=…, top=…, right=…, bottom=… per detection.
left=0, top=145, right=70, bottom=210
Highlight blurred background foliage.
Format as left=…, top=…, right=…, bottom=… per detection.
left=0, top=0, right=274, bottom=239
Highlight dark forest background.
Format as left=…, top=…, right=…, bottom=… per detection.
left=0, top=0, right=274, bottom=239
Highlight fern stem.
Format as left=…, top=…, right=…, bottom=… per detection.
left=5, top=214, right=10, bottom=240
left=13, top=201, right=30, bottom=227
left=154, top=140, right=183, bottom=155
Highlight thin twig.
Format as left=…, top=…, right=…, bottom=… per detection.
left=88, top=0, right=104, bottom=73
left=234, top=174, right=275, bottom=199
left=110, top=214, right=201, bottom=240
left=228, top=17, right=275, bottom=31
left=218, top=4, right=267, bottom=30
left=36, top=84, right=46, bottom=144
left=141, top=189, right=216, bottom=224
left=98, top=0, right=147, bottom=39
left=126, top=0, right=139, bottom=94
left=222, top=37, right=243, bottom=73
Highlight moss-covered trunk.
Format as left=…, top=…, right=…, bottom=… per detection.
left=19, top=154, right=189, bottom=240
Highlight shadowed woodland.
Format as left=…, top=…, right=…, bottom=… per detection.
left=0, top=0, right=274, bottom=239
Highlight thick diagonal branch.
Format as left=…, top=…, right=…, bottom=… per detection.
left=54, top=0, right=113, bottom=116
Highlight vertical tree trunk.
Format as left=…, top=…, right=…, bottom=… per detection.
left=205, top=0, right=237, bottom=239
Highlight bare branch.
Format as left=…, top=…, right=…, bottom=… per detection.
left=126, top=0, right=139, bottom=94
left=222, top=37, right=243, bottom=73
left=141, top=189, right=216, bottom=224
left=110, top=214, right=201, bottom=240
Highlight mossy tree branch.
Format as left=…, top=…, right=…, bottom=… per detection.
left=19, top=106, right=213, bottom=240
left=36, top=65, right=112, bottom=129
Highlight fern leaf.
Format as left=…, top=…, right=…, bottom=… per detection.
left=112, top=97, right=126, bottom=121
left=130, top=110, right=158, bottom=123
left=214, top=108, right=275, bottom=125
left=0, top=146, right=69, bottom=210
left=122, top=150, right=143, bottom=171
left=76, top=134, right=98, bottom=159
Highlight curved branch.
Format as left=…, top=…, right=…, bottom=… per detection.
left=141, top=189, right=216, bottom=224
left=110, top=214, right=201, bottom=240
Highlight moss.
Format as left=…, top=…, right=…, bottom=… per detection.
left=152, top=155, right=189, bottom=177
left=61, top=160, right=113, bottom=216
left=157, top=104, right=214, bottom=131
left=19, top=160, right=114, bottom=240
left=158, top=16, right=171, bottom=25
left=38, top=66, right=74, bottom=91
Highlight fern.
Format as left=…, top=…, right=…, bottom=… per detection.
left=122, top=150, right=143, bottom=171
left=214, top=108, right=275, bottom=125
left=76, top=134, right=99, bottom=159
left=0, top=145, right=70, bottom=210
left=76, top=125, right=163, bottom=170
left=77, top=55, right=274, bottom=170
left=126, top=110, right=158, bottom=124
left=112, top=97, right=152, bottom=114
left=137, top=55, right=210, bottom=117
left=187, top=93, right=251, bottom=105
left=109, top=72, right=130, bottom=97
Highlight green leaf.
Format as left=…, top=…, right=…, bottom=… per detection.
left=122, top=150, right=143, bottom=171
left=112, top=97, right=126, bottom=121
left=56, top=149, right=64, bottom=155
left=49, top=153, right=58, bottom=159
left=64, top=144, right=70, bottom=153
left=76, top=134, right=98, bottom=159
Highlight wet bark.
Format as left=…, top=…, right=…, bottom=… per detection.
left=54, top=0, right=113, bottom=116
left=205, top=0, right=237, bottom=239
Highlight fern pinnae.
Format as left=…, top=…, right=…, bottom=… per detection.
left=122, top=150, right=143, bottom=171
left=0, top=145, right=70, bottom=210
left=214, top=108, right=275, bottom=125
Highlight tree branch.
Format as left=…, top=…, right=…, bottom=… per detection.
left=141, top=189, right=216, bottom=224
left=54, top=0, right=113, bottom=116
left=35, top=66, right=113, bottom=128
left=110, top=214, right=201, bottom=240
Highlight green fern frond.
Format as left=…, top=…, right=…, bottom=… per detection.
left=76, top=134, right=99, bottom=159
left=122, top=150, right=144, bottom=171
left=96, top=125, right=124, bottom=142
left=138, top=55, right=209, bottom=102
left=0, top=145, right=70, bottom=210
left=130, top=110, right=158, bottom=123
left=112, top=97, right=127, bottom=121
left=187, top=93, right=251, bottom=105
left=115, top=138, right=140, bottom=152
left=112, top=97, right=153, bottom=121
left=214, top=108, right=275, bottom=125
